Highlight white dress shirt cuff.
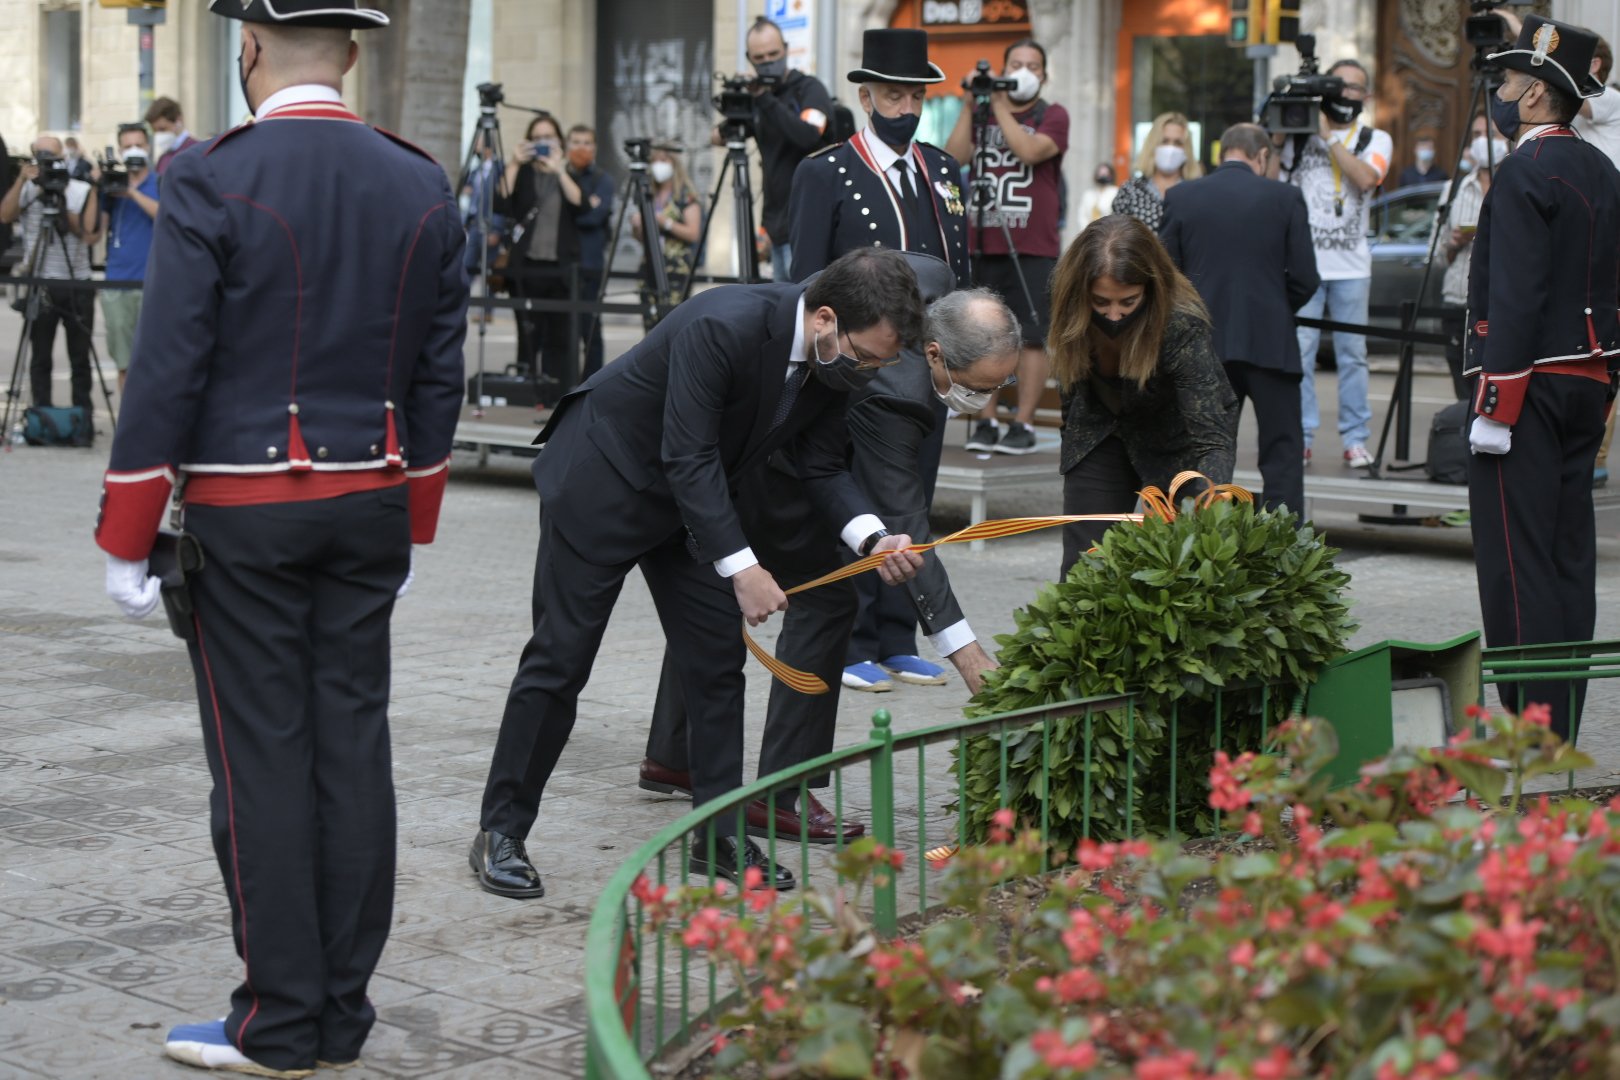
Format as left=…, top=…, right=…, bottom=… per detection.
left=927, top=619, right=975, bottom=658
left=841, top=514, right=888, bottom=555
left=713, top=548, right=759, bottom=578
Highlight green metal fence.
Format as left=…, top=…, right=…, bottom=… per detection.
left=582, top=684, right=1289, bottom=1079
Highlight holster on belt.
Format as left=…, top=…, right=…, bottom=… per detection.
left=146, top=530, right=205, bottom=642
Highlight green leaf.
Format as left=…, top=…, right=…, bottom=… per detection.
left=1435, top=755, right=1505, bottom=805
left=1227, top=852, right=1280, bottom=881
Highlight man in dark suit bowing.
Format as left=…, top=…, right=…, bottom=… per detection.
left=641, top=259, right=1014, bottom=845
left=1161, top=122, right=1320, bottom=513
left=472, top=247, right=927, bottom=896
left=788, top=28, right=972, bottom=694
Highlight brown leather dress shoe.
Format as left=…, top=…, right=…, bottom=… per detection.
left=745, top=792, right=865, bottom=845
left=639, top=758, right=693, bottom=797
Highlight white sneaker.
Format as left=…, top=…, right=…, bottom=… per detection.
left=1344, top=444, right=1374, bottom=468
left=164, top=1020, right=313, bottom=1078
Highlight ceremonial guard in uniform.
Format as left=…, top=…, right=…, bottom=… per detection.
left=787, top=28, right=973, bottom=695
left=1467, top=15, right=1620, bottom=740
left=94, top=2, right=467, bottom=1074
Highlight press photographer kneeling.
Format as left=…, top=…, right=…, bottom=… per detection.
left=1, top=136, right=104, bottom=430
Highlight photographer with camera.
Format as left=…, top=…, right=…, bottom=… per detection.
left=97, top=124, right=159, bottom=394
left=0, top=136, right=103, bottom=420
left=712, top=16, right=832, bottom=281
left=1267, top=56, right=1392, bottom=469
left=499, top=111, right=588, bottom=398
left=943, top=38, right=1068, bottom=456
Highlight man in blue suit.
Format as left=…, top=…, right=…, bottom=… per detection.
left=95, top=1, right=467, bottom=1074
left=1162, top=122, right=1320, bottom=513
left=472, top=248, right=927, bottom=899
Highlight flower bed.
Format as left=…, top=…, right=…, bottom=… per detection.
left=642, top=705, right=1620, bottom=1078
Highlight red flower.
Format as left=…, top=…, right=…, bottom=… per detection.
left=1228, top=939, right=1256, bottom=969
left=1520, top=702, right=1552, bottom=728
left=1135, top=1049, right=1201, bottom=1080
left=1031, top=1029, right=1099, bottom=1071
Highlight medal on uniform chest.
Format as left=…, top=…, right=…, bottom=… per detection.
left=935, top=180, right=964, bottom=217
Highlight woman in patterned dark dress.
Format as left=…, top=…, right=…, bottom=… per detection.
left=629, top=143, right=703, bottom=329
left=1110, top=110, right=1200, bottom=232
left=1049, top=214, right=1238, bottom=577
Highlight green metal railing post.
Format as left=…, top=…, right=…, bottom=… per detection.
left=870, top=708, right=898, bottom=936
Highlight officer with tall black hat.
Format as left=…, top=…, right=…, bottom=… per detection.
left=94, top=0, right=467, bottom=1073
left=786, top=27, right=971, bottom=693
left=1467, top=14, right=1620, bottom=741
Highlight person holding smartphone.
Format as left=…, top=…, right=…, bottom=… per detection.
left=499, top=112, right=586, bottom=400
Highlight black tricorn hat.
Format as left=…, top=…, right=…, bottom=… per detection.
left=848, top=28, right=944, bottom=85
left=1489, top=15, right=1605, bottom=100
left=209, top=0, right=389, bottom=30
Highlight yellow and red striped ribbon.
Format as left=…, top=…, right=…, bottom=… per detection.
left=744, top=472, right=1252, bottom=694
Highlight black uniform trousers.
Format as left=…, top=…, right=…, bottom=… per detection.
left=1061, top=435, right=1141, bottom=579
left=31, top=284, right=95, bottom=410
left=845, top=402, right=946, bottom=665
left=482, top=508, right=749, bottom=836
left=1468, top=373, right=1608, bottom=741
left=1224, top=361, right=1305, bottom=515
left=183, top=487, right=408, bottom=1072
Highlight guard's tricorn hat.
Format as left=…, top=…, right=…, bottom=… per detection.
left=208, top=0, right=389, bottom=30
left=847, top=29, right=944, bottom=85
left=1488, top=15, right=1605, bottom=100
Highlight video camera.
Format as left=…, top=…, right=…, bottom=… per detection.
left=31, top=148, right=71, bottom=209
left=623, top=137, right=652, bottom=170
left=1263, top=34, right=1344, bottom=136
left=962, top=59, right=1016, bottom=98
left=714, top=73, right=758, bottom=132
left=1465, top=0, right=1535, bottom=55
left=96, top=147, right=131, bottom=198
left=476, top=81, right=504, bottom=109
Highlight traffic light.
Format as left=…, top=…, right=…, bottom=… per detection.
left=1267, top=1, right=1301, bottom=44
left=1228, top=0, right=1259, bottom=47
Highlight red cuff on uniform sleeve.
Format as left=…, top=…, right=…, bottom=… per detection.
left=1474, top=367, right=1532, bottom=427
left=95, top=467, right=176, bottom=560
left=405, top=457, right=451, bottom=544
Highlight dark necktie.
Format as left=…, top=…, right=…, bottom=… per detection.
left=895, top=158, right=921, bottom=228
left=771, top=362, right=809, bottom=431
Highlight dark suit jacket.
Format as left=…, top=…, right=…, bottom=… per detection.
left=534, top=283, right=869, bottom=567
left=1161, top=160, right=1319, bottom=374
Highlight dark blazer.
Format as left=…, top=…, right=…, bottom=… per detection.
left=787, top=129, right=971, bottom=287
left=1467, top=128, right=1620, bottom=425
left=1060, top=309, right=1239, bottom=486
left=1161, top=160, right=1320, bottom=373
left=96, top=106, right=467, bottom=559
left=534, top=282, right=869, bottom=567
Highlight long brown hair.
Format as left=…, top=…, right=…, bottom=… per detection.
left=1048, top=214, right=1209, bottom=390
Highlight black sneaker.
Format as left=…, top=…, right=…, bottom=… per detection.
left=995, top=422, right=1038, bottom=455
left=965, top=420, right=999, bottom=452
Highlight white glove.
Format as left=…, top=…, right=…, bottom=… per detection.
left=105, top=554, right=162, bottom=619
left=396, top=547, right=415, bottom=599
left=1469, top=415, right=1512, bottom=456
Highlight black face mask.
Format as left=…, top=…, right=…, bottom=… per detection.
left=1094, top=305, right=1143, bottom=339
left=867, top=108, right=920, bottom=150
left=1321, top=94, right=1362, bottom=125
left=753, top=57, right=788, bottom=81
left=238, top=34, right=261, bottom=114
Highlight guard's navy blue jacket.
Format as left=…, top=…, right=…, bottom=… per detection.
left=533, top=282, right=872, bottom=568
left=787, top=127, right=970, bottom=287
left=1466, top=124, right=1620, bottom=422
left=96, top=97, right=468, bottom=561
left=1161, top=160, right=1320, bottom=372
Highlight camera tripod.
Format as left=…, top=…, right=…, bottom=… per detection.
left=2, top=206, right=118, bottom=453
left=683, top=117, right=760, bottom=300
left=596, top=139, right=674, bottom=333
left=1359, top=48, right=1502, bottom=512
left=456, top=93, right=507, bottom=415
left=966, top=93, right=1039, bottom=327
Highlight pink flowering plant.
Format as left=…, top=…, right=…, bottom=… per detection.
left=636, top=706, right=1620, bottom=1078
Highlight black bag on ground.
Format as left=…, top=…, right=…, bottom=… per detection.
left=1426, top=399, right=1470, bottom=485
left=21, top=405, right=92, bottom=447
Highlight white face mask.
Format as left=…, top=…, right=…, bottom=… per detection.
left=1469, top=136, right=1508, bottom=171
left=932, top=356, right=996, bottom=413
left=1154, top=143, right=1188, bottom=175
left=650, top=160, right=674, bottom=184
left=1007, top=67, right=1041, bottom=104
left=122, top=148, right=149, bottom=169
left=152, top=131, right=177, bottom=157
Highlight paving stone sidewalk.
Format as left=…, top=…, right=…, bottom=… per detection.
left=4, top=316, right=1620, bottom=1077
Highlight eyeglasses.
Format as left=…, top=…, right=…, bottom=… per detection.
left=822, top=316, right=903, bottom=369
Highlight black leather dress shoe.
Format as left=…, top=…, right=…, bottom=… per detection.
left=688, top=834, right=795, bottom=892
left=469, top=829, right=545, bottom=899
